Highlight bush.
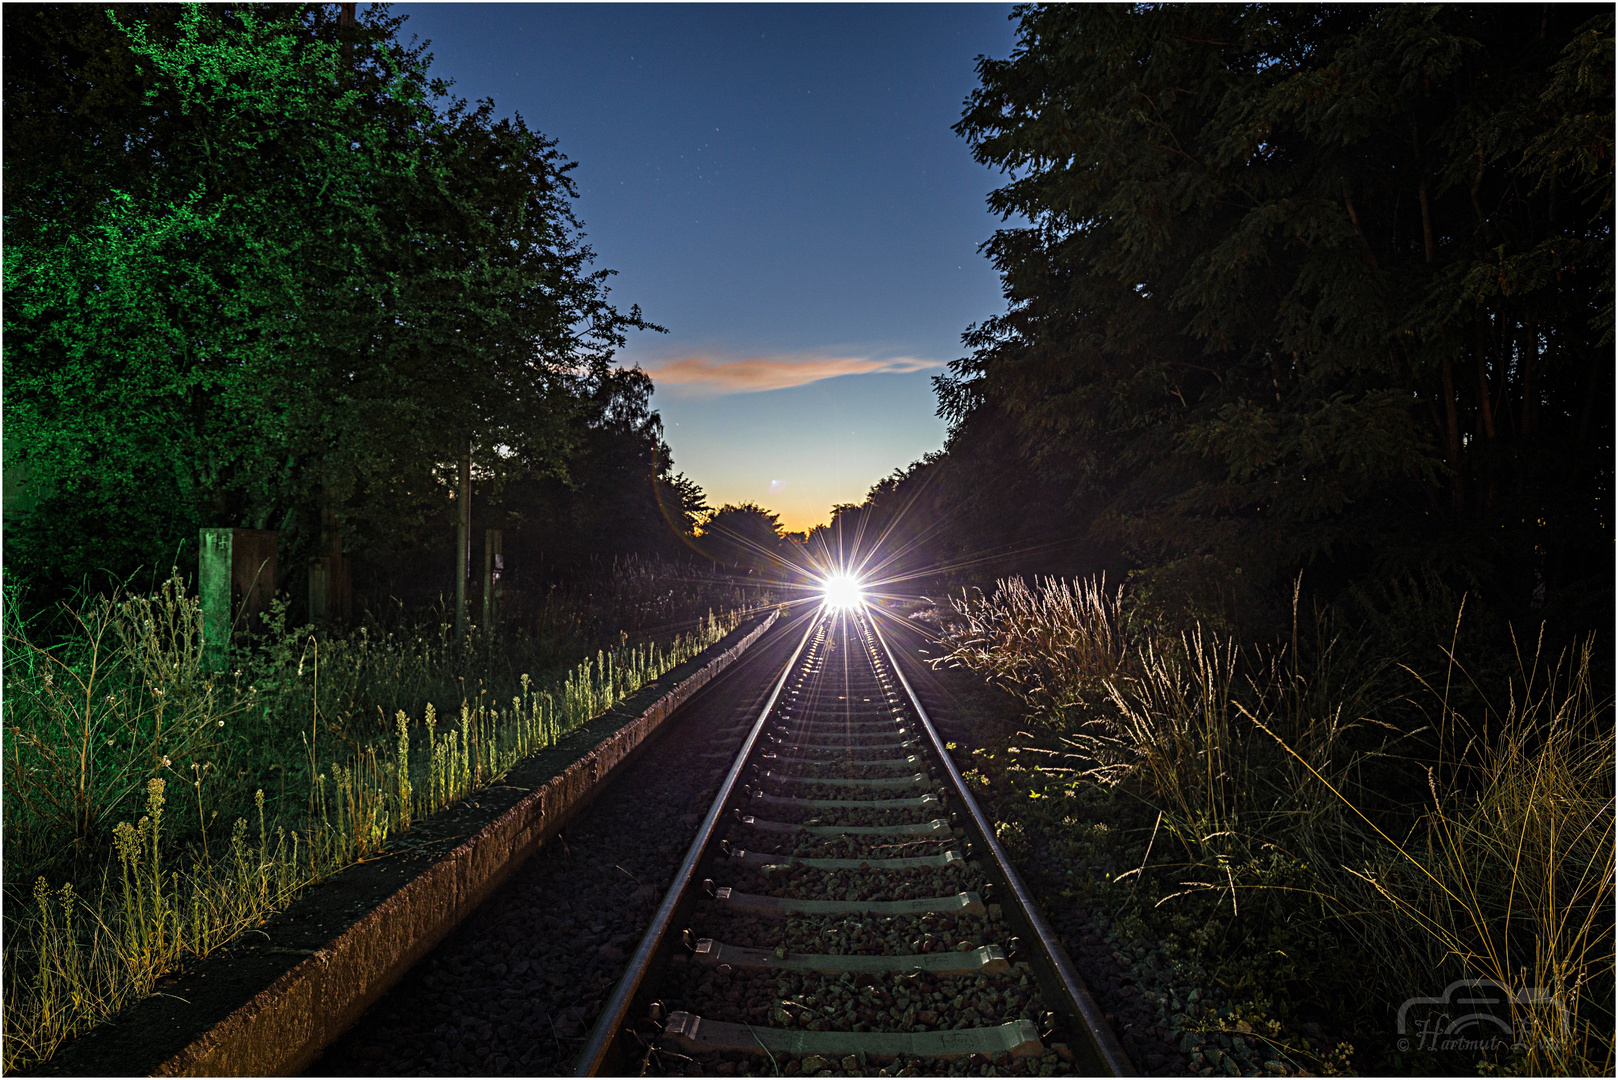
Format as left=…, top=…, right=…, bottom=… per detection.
left=3, top=575, right=254, bottom=879
left=930, top=575, right=1614, bottom=1075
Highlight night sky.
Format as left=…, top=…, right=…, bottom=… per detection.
left=392, top=2, right=1018, bottom=530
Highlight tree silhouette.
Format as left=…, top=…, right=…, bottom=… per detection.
left=932, top=3, right=1611, bottom=625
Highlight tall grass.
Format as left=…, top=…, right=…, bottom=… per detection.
left=934, top=576, right=1129, bottom=717
left=2, top=568, right=754, bottom=1073
left=2, top=575, right=255, bottom=873
left=932, top=576, right=1614, bottom=1075
left=1312, top=632, right=1615, bottom=1075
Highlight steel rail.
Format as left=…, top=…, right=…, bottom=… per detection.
left=574, top=609, right=821, bottom=1076
left=867, top=613, right=1137, bottom=1077
left=578, top=604, right=1133, bottom=1076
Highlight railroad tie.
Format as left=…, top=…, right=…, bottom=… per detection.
left=712, top=887, right=986, bottom=918
left=764, top=770, right=929, bottom=789
left=688, top=937, right=1011, bottom=976
left=760, top=753, right=924, bottom=768
left=738, top=815, right=953, bottom=837
left=747, top=791, right=939, bottom=811
left=725, top=847, right=967, bottom=871
left=659, top=1012, right=1044, bottom=1061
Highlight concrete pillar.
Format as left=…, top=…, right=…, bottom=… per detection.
left=307, top=544, right=349, bottom=624
left=200, top=528, right=278, bottom=671
left=308, top=488, right=350, bottom=627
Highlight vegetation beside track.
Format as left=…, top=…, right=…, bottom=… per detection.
left=1, top=560, right=775, bottom=1073
left=917, top=579, right=1613, bottom=1077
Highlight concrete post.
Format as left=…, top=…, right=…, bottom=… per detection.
left=200, top=528, right=233, bottom=673
left=200, top=528, right=278, bottom=671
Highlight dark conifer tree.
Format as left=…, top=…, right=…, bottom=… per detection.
left=926, top=4, right=1611, bottom=626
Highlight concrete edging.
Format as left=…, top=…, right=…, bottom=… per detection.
left=151, top=609, right=780, bottom=1077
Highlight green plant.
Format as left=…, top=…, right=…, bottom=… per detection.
left=931, top=576, right=1130, bottom=721
left=1265, top=631, right=1615, bottom=1076
left=932, top=574, right=1614, bottom=1074
left=3, top=574, right=254, bottom=875
left=2, top=569, right=749, bottom=1073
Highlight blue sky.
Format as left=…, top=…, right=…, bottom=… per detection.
left=394, top=2, right=1018, bottom=530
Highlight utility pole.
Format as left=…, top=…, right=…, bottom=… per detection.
left=456, top=447, right=471, bottom=641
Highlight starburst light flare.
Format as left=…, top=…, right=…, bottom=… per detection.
left=819, top=573, right=866, bottom=610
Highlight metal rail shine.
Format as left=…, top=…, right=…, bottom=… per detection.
left=576, top=604, right=1134, bottom=1076
left=574, top=609, right=821, bottom=1075
left=868, top=614, right=1135, bottom=1076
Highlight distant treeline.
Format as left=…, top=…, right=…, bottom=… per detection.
left=3, top=4, right=713, bottom=620
left=834, top=3, right=1613, bottom=633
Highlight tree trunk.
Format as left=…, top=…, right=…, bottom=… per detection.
left=1521, top=318, right=1540, bottom=438
left=1475, top=315, right=1496, bottom=440
left=1418, top=180, right=1435, bottom=264
left=1577, top=345, right=1600, bottom=446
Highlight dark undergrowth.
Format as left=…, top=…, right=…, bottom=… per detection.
left=922, top=575, right=1614, bottom=1076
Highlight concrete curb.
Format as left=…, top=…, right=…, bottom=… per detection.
left=145, top=610, right=778, bottom=1077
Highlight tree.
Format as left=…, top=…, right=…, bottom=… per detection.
left=3, top=3, right=656, bottom=604
left=939, top=3, right=1611, bottom=625
left=478, top=365, right=709, bottom=584
left=697, top=503, right=789, bottom=575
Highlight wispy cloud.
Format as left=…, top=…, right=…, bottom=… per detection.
left=644, top=352, right=943, bottom=395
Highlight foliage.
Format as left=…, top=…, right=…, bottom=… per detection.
left=2, top=576, right=255, bottom=870
left=698, top=502, right=792, bottom=575
left=928, top=576, right=1130, bottom=714
left=1, top=570, right=752, bottom=1071
left=2, top=3, right=662, bottom=605
left=903, top=4, right=1615, bottom=627
left=481, top=368, right=711, bottom=578
left=932, top=576, right=1614, bottom=1074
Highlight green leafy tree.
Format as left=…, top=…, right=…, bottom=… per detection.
left=939, top=3, right=1611, bottom=625
left=4, top=3, right=655, bottom=602
left=483, top=365, right=709, bottom=580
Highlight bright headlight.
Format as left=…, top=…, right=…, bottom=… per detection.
left=820, top=574, right=866, bottom=610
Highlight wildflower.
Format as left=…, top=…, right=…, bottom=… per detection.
left=160, top=756, right=171, bottom=767
left=217, top=719, right=225, bottom=727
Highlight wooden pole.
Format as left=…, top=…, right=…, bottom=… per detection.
left=456, top=448, right=471, bottom=641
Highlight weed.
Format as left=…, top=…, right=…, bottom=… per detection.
left=2, top=566, right=760, bottom=1072
left=930, top=576, right=1614, bottom=1075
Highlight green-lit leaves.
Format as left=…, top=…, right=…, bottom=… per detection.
left=4, top=3, right=659, bottom=591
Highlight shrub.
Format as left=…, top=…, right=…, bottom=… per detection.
left=2, top=563, right=764, bottom=1072
left=930, top=575, right=1614, bottom=1074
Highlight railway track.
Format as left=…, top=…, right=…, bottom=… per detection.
left=577, top=605, right=1133, bottom=1077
